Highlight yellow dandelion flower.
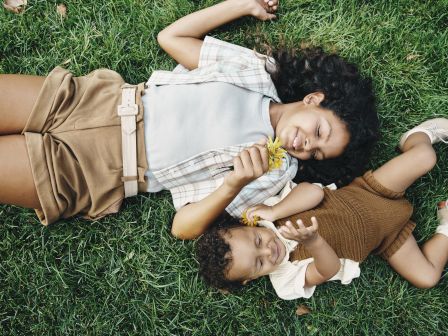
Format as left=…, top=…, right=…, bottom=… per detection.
left=266, top=136, right=287, bottom=171
left=241, top=210, right=259, bottom=227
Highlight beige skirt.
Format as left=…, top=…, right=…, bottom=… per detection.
left=23, top=67, right=148, bottom=225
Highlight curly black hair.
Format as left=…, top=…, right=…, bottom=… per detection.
left=195, top=213, right=244, bottom=291
left=267, top=48, right=380, bottom=187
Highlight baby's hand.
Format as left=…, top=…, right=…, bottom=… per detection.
left=246, top=204, right=276, bottom=222
left=278, top=217, right=319, bottom=245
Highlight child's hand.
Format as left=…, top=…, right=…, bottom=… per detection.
left=224, top=140, right=269, bottom=191
left=247, top=0, right=278, bottom=21
left=245, top=204, right=277, bottom=222
left=278, top=217, right=319, bottom=246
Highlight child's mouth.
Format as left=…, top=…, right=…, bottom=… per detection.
left=273, top=238, right=283, bottom=265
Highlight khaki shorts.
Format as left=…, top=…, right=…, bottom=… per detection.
left=23, top=67, right=148, bottom=225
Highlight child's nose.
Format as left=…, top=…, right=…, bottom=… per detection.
left=260, top=244, right=274, bottom=260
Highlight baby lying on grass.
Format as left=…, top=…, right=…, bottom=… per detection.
left=196, top=118, right=448, bottom=299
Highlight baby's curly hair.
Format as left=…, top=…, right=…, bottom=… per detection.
left=195, top=213, right=244, bottom=291
left=268, top=47, right=379, bottom=187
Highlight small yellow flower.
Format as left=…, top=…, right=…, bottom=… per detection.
left=241, top=210, right=259, bottom=227
left=266, top=136, right=287, bottom=171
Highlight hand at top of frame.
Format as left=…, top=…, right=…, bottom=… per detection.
left=245, top=0, right=279, bottom=21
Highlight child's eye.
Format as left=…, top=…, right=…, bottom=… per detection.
left=316, top=125, right=321, bottom=138
left=257, top=234, right=262, bottom=247
left=258, top=258, right=263, bottom=270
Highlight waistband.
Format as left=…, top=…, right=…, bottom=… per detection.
left=118, top=83, right=148, bottom=197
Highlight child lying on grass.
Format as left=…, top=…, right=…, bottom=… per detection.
left=196, top=118, right=448, bottom=299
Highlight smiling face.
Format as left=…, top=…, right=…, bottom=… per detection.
left=223, top=226, right=286, bottom=283
left=272, top=93, right=350, bottom=161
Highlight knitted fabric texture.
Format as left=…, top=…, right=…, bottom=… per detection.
left=276, top=171, right=415, bottom=262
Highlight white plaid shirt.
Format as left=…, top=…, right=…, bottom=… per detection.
left=146, top=36, right=298, bottom=217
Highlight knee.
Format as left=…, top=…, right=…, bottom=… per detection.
left=171, top=225, right=183, bottom=239
left=410, top=272, right=440, bottom=289
left=414, top=145, right=437, bottom=174
left=157, top=29, right=171, bottom=49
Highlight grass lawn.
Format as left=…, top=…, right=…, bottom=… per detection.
left=1, top=0, right=447, bottom=334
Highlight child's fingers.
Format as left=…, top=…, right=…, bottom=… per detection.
left=286, top=220, right=300, bottom=234
left=296, top=219, right=306, bottom=230
left=310, top=217, right=319, bottom=231
left=281, top=220, right=318, bottom=241
left=251, top=142, right=269, bottom=172
left=287, top=220, right=305, bottom=237
left=278, top=220, right=292, bottom=229
left=279, top=221, right=294, bottom=237
left=295, top=219, right=318, bottom=239
left=232, top=155, right=243, bottom=173
left=256, top=137, right=267, bottom=146
left=245, top=206, right=255, bottom=220
left=278, top=226, right=287, bottom=236
left=265, top=0, right=278, bottom=7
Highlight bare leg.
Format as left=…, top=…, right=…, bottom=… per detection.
left=0, top=135, right=41, bottom=209
left=388, top=234, right=448, bottom=288
left=372, top=132, right=436, bottom=193
left=0, top=74, right=45, bottom=135
left=377, top=122, right=448, bottom=287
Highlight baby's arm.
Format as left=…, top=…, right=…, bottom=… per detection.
left=279, top=218, right=340, bottom=287
left=246, top=182, right=324, bottom=222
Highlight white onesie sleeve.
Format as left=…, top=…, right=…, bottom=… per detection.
left=269, top=259, right=316, bottom=300
left=269, top=258, right=361, bottom=300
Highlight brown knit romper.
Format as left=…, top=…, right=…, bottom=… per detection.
left=276, top=171, right=416, bottom=262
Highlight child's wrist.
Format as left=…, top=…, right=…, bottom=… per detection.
left=301, top=234, right=323, bottom=249
left=222, top=179, right=244, bottom=197
left=227, top=0, right=253, bottom=17
left=269, top=205, right=279, bottom=221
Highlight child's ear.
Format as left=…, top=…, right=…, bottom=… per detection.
left=303, top=92, right=325, bottom=105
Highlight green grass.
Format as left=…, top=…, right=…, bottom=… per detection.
left=1, top=0, right=448, bottom=334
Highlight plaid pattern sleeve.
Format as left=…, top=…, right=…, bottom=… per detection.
left=168, top=156, right=298, bottom=217
left=152, top=143, right=298, bottom=216
left=146, top=36, right=281, bottom=102
left=198, top=36, right=259, bottom=67
left=152, top=144, right=250, bottom=210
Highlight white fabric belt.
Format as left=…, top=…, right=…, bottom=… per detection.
left=118, top=84, right=139, bottom=198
